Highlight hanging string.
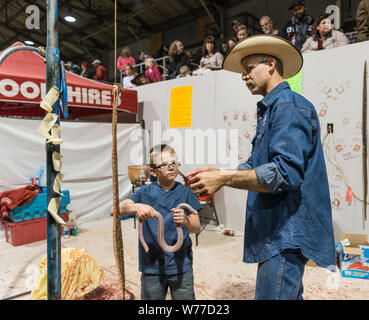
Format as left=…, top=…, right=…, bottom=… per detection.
left=363, top=60, right=367, bottom=221
left=111, top=0, right=128, bottom=300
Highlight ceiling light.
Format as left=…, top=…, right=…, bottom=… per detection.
left=64, top=15, right=76, bottom=22
left=24, top=40, right=35, bottom=45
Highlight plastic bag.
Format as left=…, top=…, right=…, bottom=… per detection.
left=30, top=247, right=104, bottom=300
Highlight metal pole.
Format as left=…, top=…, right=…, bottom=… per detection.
left=46, top=0, right=61, bottom=300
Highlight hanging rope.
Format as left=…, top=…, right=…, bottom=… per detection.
left=111, top=0, right=127, bottom=300
left=363, top=61, right=368, bottom=222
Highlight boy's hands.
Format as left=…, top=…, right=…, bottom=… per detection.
left=171, top=208, right=189, bottom=225
left=135, top=203, right=156, bottom=221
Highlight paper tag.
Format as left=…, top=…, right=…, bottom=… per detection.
left=40, top=86, right=60, bottom=112
left=47, top=197, right=67, bottom=226
left=346, top=187, right=353, bottom=203
left=38, top=113, right=58, bottom=140
left=53, top=173, right=64, bottom=195
left=52, top=152, right=63, bottom=171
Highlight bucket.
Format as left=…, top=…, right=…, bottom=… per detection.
left=127, top=165, right=150, bottom=184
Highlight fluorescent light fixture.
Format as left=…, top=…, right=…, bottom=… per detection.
left=64, top=15, right=76, bottom=22
left=24, top=40, right=35, bottom=45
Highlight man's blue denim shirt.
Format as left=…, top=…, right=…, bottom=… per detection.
left=238, top=82, right=335, bottom=268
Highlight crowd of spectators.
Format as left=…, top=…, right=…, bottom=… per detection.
left=69, top=0, right=368, bottom=87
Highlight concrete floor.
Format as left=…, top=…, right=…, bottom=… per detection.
left=1, top=216, right=369, bottom=300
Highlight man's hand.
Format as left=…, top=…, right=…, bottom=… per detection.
left=187, top=167, right=224, bottom=196
left=185, top=167, right=216, bottom=184
left=171, top=208, right=188, bottom=225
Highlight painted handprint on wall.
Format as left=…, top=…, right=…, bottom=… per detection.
left=331, top=191, right=343, bottom=209
left=351, top=137, right=361, bottom=152
left=334, top=137, right=346, bottom=153
left=233, top=110, right=240, bottom=121
left=318, top=101, right=329, bottom=118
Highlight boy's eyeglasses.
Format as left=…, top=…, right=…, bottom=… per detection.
left=153, top=161, right=181, bottom=170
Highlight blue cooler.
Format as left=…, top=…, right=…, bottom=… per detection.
left=10, top=190, right=71, bottom=222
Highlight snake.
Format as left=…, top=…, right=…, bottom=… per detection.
left=138, top=203, right=198, bottom=254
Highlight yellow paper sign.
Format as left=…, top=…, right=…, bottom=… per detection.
left=169, top=85, right=193, bottom=128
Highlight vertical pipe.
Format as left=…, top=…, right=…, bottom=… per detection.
left=46, top=0, right=61, bottom=300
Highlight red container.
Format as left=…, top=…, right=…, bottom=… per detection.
left=2, top=211, right=69, bottom=246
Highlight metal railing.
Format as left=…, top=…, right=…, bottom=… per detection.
left=345, top=31, right=358, bottom=44
left=119, top=56, right=170, bottom=85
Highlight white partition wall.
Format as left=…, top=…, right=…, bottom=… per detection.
left=137, top=40, right=369, bottom=240
left=303, top=41, right=369, bottom=240
left=0, top=118, right=141, bottom=223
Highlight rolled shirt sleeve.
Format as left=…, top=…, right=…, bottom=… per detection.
left=254, top=162, right=285, bottom=193
left=237, top=158, right=253, bottom=170
left=253, top=102, right=315, bottom=194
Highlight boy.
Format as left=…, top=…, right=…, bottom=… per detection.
left=115, top=144, right=201, bottom=300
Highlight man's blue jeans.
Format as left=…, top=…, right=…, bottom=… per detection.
left=141, top=267, right=195, bottom=300
left=255, top=248, right=308, bottom=300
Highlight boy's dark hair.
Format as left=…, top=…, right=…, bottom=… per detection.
left=149, top=144, right=176, bottom=168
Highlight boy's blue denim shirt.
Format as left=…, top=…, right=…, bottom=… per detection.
left=238, top=81, right=336, bottom=268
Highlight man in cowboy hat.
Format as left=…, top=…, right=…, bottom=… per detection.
left=186, top=35, right=335, bottom=300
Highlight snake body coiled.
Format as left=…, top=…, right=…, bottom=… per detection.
left=138, top=203, right=198, bottom=254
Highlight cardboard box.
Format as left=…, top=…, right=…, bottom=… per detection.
left=336, top=233, right=369, bottom=279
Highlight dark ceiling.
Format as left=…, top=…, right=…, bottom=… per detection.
left=0, top=0, right=246, bottom=62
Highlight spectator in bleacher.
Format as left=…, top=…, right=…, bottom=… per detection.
left=198, top=35, right=224, bottom=71
left=237, top=25, right=249, bottom=42
left=357, top=0, right=369, bottom=42
left=279, top=0, right=314, bottom=51
left=177, top=65, right=192, bottom=78
left=185, top=50, right=199, bottom=70
left=301, top=14, right=349, bottom=53
left=232, top=20, right=241, bottom=37
left=221, top=42, right=229, bottom=55
left=132, top=73, right=147, bottom=86
left=154, top=42, right=170, bottom=72
left=228, top=37, right=238, bottom=48
left=259, top=16, right=279, bottom=35
left=92, top=59, right=108, bottom=82
left=122, top=64, right=137, bottom=89
left=65, top=61, right=81, bottom=75
left=155, top=42, right=170, bottom=59
left=136, top=51, right=146, bottom=65
left=117, top=46, right=136, bottom=77
left=168, top=40, right=191, bottom=79
left=80, top=62, right=92, bottom=79
left=145, top=57, right=163, bottom=84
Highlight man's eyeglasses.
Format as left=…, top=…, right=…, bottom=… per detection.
left=242, top=59, right=269, bottom=77
left=153, top=161, right=181, bottom=170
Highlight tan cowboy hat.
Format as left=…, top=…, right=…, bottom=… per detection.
left=222, top=34, right=303, bottom=79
